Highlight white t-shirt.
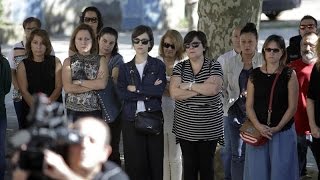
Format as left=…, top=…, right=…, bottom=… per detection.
left=136, top=60, right=147, bottom=113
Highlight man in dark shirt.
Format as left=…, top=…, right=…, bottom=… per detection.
left=286, top=15, right=318, bottom=63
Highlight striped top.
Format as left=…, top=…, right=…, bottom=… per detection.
left=172, top=58, right=224, bottom=141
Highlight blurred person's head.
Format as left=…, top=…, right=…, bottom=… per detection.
left=240, top=23, right=258, bottom=57
left=68, top=117, right=111, bottom=176
left=183, top=30, right=208, bottom=59
left=159, top=29, right=185, bottom=60
left=299, top=15, right=317, bottom=37
left=131, top=25, right=154, bottom=53
left=25, top=29, right=52, bottom=60
left=97, top=27, right=119, bottom=57
left=300, top=32, right=318, bottom=64
left=262, top=34, right=287, bottom=67
left=23, top=17, right=41, bottom=40
left=69, top=24, right=97, bottom=55
left=231, top=26, right=241, bottom=53
left=80, top=6, right=103, bottom=36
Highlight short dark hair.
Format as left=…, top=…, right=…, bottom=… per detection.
left=80, top=6, right=103, bottom=33
left=262, top=34, right=287, bottom=66
left=183, top=30, right=208, bottom=55
left=300, top=15, right=317, bottom=27
left=23, top=17, right=41, bottom=29
left=97, top=27, right=119, bottom=56
left=240, top=22, right=258, bottom=40
left=69, top=24, right=97, bottom=54
left=131, top=25, right=154, bottom=52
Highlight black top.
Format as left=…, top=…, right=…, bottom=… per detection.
left=23, top=55, right=62, bottom=102
left=286, top=35, right=302, bottom=63
left=307, top=64, right=320, bottom=127
left=250, top=67, right=294, bottom=131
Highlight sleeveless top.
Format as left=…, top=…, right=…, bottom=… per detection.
left=250, top=66, right=294, bottom=131
left=65, top=53, right=101, bottom=112
left=23, top=55, right=62, bottom=102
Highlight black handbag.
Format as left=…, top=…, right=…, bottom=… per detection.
left=134, top=110, right=164, bottom=135
left=96, top=77, right=123, bottom=123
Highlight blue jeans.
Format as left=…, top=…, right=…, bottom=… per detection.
left=244, top=126, right=299, bottom=180
left=221, top=116, right=231, bottom=180
left=227, top=115, right=246, bottom=180
left=13, top=100, right=23, bottom=129
left=0, top=112, right=7, bottom=180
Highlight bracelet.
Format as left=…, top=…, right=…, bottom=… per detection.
left=188, top=82, right=193, bottom=91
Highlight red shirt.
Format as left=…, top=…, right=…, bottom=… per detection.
left=288, top=59, right=315, bottom=135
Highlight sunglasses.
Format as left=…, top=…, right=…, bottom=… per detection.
left=264, top=48, right=281, bottom=53
left=184, top=42, right=201, bottom=49
left=300, top=24, right=315, bottom=30
left=163, top=43, right=175, bottom=49
left=132, top=38, right=149, bottom=45
left=84, top=17, right=98, bottom=23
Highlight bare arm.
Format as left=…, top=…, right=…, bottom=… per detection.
left=270, top=70, right=298, bottom=133
left=11, top=69, right=19, bottom=90
left=48, top=58, right=63, bottom=103
left=62, top=58, right=93, bottom=94
left=76, top=56, right=108, bottom=90
left=189, top=75, right=222, bottom=96
left=16, top=62, right=33, bottom=107
left=169, top=75, right=197, bottom=100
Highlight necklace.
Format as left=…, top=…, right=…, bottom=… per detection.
left=265, top=64, right=279, bottom=77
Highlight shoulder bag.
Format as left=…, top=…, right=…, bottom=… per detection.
left=240, top=68, right=281, bottom=146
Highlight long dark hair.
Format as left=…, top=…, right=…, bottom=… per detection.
left=97, top=27, right=119, bottom=56
left=80, top=6, right=103, bottom=33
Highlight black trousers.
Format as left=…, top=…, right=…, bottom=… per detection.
left=310, top=137, right=320, bottom=180
left=179, top=139, right=218, bottom=180
left=122, top=120, right=163, bottom=180
left=108, top=115, right=122, bottom=166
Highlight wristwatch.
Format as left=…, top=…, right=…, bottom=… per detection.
left=79, top=79, right=83, bottom=85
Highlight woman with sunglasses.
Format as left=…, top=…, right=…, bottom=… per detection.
left=117, top=25, right=166, bottom=180
left=62, top=24, right=108, bottom=122
left=222, top=23, right=263, bottom=180
left=157, top=29, right=185, bottom=180
left=244, top=35, right=299, bottom=180
left=97, top=27, right=124, bottom=166
left=170, top=30, right=223, bottom=180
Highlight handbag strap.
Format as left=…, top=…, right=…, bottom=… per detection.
left=267, top=67, right=282, bottom=126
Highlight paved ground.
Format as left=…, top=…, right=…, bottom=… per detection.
left=2, top=0, right=320, bottom=179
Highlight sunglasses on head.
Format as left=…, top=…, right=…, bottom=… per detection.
left=84, top=17, right=98, bottom=23
left=132, top=38, right=149, bottom=45
left=163, top=43, right=175, bottom=49
left=300, top=24, right=315, bottom=30
left=184, top=42, right=201, bottom=49
left=264, top=48, right=281, bottom=53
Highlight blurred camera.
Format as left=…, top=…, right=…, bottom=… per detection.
left=10, top=93, right=82, bottom=172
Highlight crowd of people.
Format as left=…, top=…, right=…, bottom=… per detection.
left=0, top=4, right=320, bottom=180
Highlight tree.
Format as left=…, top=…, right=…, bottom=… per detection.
left=198, top=0, right=263, bottom=60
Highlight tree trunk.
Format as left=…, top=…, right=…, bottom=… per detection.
left=198, top=0, right=263, bottom=60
